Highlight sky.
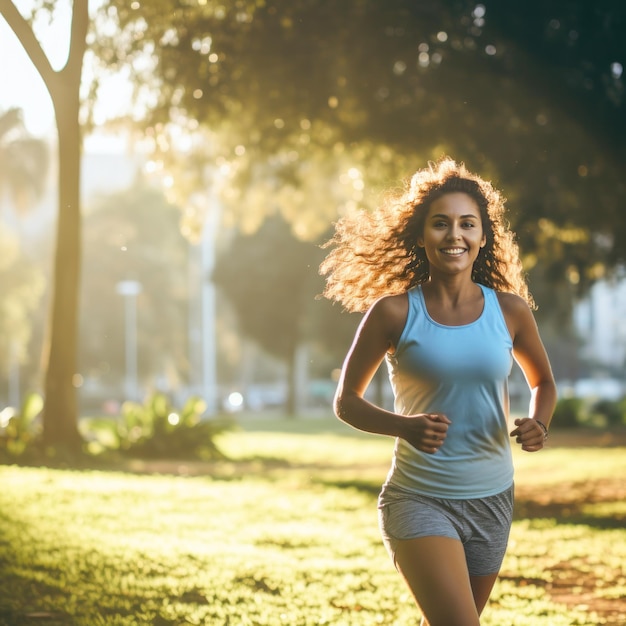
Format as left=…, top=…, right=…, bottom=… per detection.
left=0, top=15, right=56, bottom=137
left=0, top=2, right=133, bottom=151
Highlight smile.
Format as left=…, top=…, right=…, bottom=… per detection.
left=440, top=247, right=467, bottom=255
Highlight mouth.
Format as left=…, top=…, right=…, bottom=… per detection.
left=440, top=247, right=467, bottom=256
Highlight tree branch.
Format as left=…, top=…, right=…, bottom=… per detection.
left=64, top=0, right=88, bottom=78
left=0, top=0, right=54, bottom=81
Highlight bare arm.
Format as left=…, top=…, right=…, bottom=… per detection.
left=499, top=293, right=557, bottom=452
left=334, top=295, right=450, bottom=454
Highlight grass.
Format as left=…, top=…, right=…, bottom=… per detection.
left=0, top=414, right=625, bottom=625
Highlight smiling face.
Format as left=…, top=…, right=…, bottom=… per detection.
left=417, top=192, right=486, bottom=278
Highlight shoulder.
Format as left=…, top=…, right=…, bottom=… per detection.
left=495, top=291, right=537, bottom=337
left=495, top=291, right=529, bottom=315
left=364, top=292, right=409, bottom=351
left=368, top=292, right=409, bottom=328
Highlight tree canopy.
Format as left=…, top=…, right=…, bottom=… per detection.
left=212, top=213, right=322, bottom=413
left=97, top=0, right=625, bottom=307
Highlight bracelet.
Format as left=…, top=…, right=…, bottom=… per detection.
left=535, top=420, right=549, bottom=441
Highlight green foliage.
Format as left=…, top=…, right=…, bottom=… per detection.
left=0, top=392, right=43, bottom=460
left=551, top=396, right=586, bottom=428
left=213, top=214, right=319, bottom=364
left=589, top=398, right=626, bottom=428
left=89, top=392, right=234, bottom=460
left=96, top=0, right=626, bottom=302
left=552, top=395, right=626, bottom=429
left=0, top=428, right=624, bottom=625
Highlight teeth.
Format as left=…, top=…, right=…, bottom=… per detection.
left=441, top=248, right=466, bottom=254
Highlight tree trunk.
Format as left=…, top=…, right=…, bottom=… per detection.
left=285, top=346, right=297, bottom=418
left=41, top=84, right=83, bottom=454
left=41, top=136, right=81, bottom=449
left=41, top=1, right=88, bottom=455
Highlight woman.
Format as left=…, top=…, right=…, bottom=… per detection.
left=320, top=157, right=557, bottom=626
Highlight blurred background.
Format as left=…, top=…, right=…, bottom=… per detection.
left=0, top=0, right=625, bottom=443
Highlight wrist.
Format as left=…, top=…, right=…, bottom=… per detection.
left=390, top=414, right=409, bottom=439
left=535, top=419, right=549, bottom=440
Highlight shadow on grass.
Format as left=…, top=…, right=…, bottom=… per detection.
left=514, top=508, right=626, bottom=529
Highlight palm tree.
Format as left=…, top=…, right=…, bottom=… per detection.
left=0, top=107, right=49, bottom=408
left=0, top=108, right=49, bottom=214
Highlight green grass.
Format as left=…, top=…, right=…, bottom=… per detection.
left=0, top=415, right=625, bottom=625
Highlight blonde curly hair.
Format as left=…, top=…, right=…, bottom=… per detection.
left=320, top=157, right=533, bottom=313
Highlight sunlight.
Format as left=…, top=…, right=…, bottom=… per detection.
left=0, top=19, right=53, bottom=135
left=0, top=407, right=15, bottom=428
left=0, top=0, right=140, bottom=144
left=226, top=392, right=244, bottom=411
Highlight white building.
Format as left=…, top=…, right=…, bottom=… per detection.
left=570, top=273, right=626, bottom=399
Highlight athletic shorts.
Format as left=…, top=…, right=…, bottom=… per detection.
left=378, top=484, right=514, bottom=577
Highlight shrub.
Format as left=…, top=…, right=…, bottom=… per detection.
left=551, top=396, right=585, bottom=428
left=0, top=392, right=43, bottom=461
left=589, top=398, right=626, bottom=428
left=87, top=392, right=235, bottom=460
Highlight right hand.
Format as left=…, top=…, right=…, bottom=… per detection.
left=401, top=413, right=451, bottom=454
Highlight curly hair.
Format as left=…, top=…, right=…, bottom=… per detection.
left=320, top=157, right=533, bottom=313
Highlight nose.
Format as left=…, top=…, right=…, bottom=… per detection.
left=447, top=225, right=461, bottom=240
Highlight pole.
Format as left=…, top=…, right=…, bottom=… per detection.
left=201, top=194, right=220, bottom=415
left=116, top=280, right=142, bottom=401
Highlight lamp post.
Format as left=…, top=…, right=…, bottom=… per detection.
left=187, top=176, right=223, bottom=416
left=200, top=197, right=220, bottom=415
left=8, top=339, right=19, bottom=408
left=116, top=280, right=142, bottom=401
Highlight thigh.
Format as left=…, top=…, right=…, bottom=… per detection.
left=394, top=536, right=481, bottom=626
left=470, top=573, right=499, bottom=617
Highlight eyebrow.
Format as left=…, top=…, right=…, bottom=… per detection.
left=429, top=213, right=480, bottom=220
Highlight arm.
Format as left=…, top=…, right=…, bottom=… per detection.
left=334, top=295, right=450, bottom=453
left=499, top=293, right=557, bottom=452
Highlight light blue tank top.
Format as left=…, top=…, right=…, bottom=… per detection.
left=381, top=283, right=514, bottom=499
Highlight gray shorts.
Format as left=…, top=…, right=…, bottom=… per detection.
left=378, top=485, right=514, bottom=577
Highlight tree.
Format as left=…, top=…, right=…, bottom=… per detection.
left=80, top=182, right=190, bottom=402
left=0, top=1, right=88, bottom=454
left=99, top=0, right=626, bottom=306
left=212, top=214, right=326, bottom=415
left=0, top=107, right=49, bottom=404
left=0, top=108, right=49, bottom=214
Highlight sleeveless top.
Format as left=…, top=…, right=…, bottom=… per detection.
left=380, top=283, right=514, bottom=500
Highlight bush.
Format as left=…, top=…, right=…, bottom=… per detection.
left=551, top=395, right=626, bottom=429
left=589, top=398, right=626, bottom=428
left=551, top=396, right=585, bottom=428
left=87, top=392, right=235, bottom=460
left=0, top=392, right=44, bottom=461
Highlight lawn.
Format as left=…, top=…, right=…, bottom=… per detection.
left=0, top=415, right=624, bottom=625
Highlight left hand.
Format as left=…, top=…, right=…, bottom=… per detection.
left=510, top=417, right=546, bottom=452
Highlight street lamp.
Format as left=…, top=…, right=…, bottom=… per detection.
left=116, top=280, right=142, bottom=401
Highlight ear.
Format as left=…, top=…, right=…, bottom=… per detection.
left=480, top=234, right=486, bottom=248
left=417, top=236, right=425, bottom=248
